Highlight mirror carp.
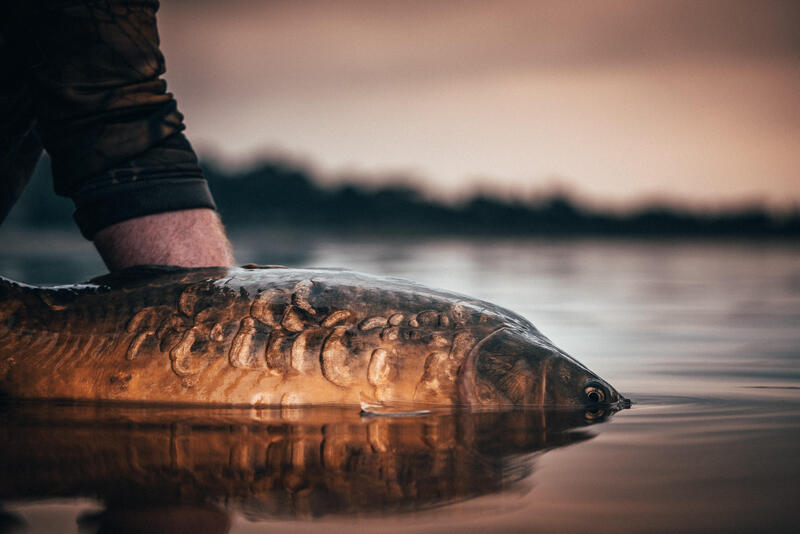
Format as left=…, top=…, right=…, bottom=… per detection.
left=0, top=266, right=628, bottom=409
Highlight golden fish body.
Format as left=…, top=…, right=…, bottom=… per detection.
left=0, top=266, right=627, bottom=408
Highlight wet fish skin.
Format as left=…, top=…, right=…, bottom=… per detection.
left=0, top=265, right=626, bottom=408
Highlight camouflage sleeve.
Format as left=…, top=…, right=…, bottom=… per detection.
left=9, top=0, right=216, bottom=239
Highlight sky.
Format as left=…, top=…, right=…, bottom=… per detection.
left=157, top=0, right=800, bottom=209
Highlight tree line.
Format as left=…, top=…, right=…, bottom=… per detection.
left=9, top=156, right=799, bottom=238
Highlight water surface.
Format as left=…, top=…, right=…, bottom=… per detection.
left=1, top=230, right=798, bottom=533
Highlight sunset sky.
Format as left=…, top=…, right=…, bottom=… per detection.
left=158, top=0, right=799, bottom=209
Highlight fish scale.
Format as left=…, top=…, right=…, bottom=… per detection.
left=0, top=265, right=628, bottom=409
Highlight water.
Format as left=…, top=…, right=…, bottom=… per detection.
left=1, top=228, right=798, bottom=533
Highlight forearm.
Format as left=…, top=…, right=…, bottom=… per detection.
left=93, top=209, right=235, bottom=270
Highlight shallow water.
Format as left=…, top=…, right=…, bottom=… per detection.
left=1, top=229, right=798, bottom=533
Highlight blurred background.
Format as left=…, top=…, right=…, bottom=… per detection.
left=3, top=0, right=800, bottom=241
left=156, top=0, right=800, bottom=211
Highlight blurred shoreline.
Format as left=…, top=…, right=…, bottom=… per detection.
left=5, top=156, right=798, bottom=239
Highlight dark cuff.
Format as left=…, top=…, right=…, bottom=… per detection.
left=74, top=177, right=217, bottom=240
left=70, top=132, right=218, bottom=239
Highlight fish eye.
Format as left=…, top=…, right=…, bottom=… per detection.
left=584, top=408, right=606, bottom=421
left=584, top=385, right=605, bottom=403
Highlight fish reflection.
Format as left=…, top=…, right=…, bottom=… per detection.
left=0, top=404, right=619, bottom=533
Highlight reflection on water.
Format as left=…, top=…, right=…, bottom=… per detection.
left=0, top=403, right=613, bottom=532
left=1, top=229, right=799, bottom=532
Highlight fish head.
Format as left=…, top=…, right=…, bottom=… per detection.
left=460, top=327, right=629, bottom=409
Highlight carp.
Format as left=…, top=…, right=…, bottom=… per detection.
left=0, top=403, right=619, bottom=522
left=0, top=265, right=628, bottom=408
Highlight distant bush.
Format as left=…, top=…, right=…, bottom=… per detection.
left=6, top=155, right=798, bottom=238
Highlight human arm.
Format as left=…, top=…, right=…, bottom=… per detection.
left=93, top=208, right=235, bottom=270
left=7, top=1, right=233, bottom=270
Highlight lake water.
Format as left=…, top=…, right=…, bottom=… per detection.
left=1, top=228, right=798, bottom=533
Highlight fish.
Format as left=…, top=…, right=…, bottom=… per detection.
left=0, top=403, right=618, bottom=521
left=0, top=265, right=629, bottom=409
